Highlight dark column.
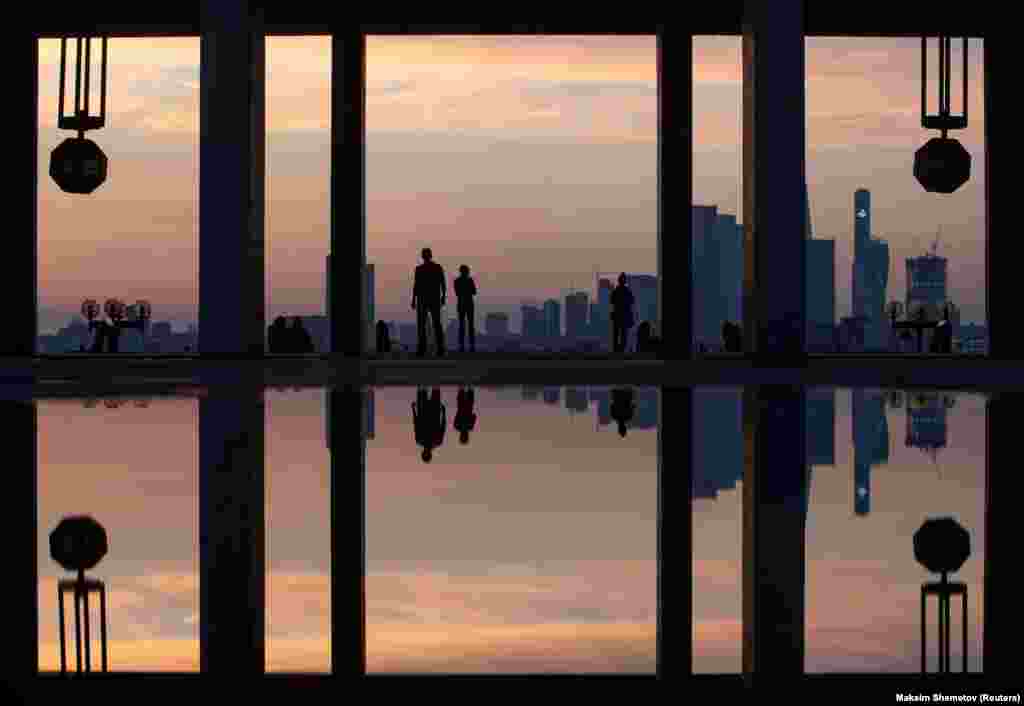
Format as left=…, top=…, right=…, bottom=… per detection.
left=985, top=39, right=1008, bottom=358
left=5, top=32, right=37, bottom=355
left=659, top=387, right=692, bottom=675
left=4, top=401, right=37, bottom=693
left=743, top=386, right=807, bottom=682
left=329, top=385, right=366, bottom=674
left=742, top=2, right=807, bottom=357
left=199, top=1, right=265, bottom=355
left=985, top=393, right=1018, bottom=681
left=199, top=387, right=265, bottom=674
left=656, top=28, right=693, bottom=360
left=330, top=31, right=366, bottom=356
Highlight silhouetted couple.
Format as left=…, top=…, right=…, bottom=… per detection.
left=412, top=248, right=478, bottom=356
left=611, top=273, right=635, bottom=353
left=412, top=386, right=478, bottom=462
left=268, top=316, right=314, bottom=354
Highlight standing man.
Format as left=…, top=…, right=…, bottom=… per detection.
left=454, top=264, right=478, bottom=353
left=411, top=247, right=447, bottom=357
left=610, top=272, right=635, bottom=353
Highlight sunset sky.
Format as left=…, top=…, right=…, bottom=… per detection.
left=37, top=386, right=985, bottom=673
left=36, top=36, right=986, bottom=335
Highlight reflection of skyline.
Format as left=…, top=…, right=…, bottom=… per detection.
left=31, top=387, right=987, bottom=674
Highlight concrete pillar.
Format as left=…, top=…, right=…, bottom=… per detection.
left=4, top=32, right=37, bottom=355
left=656, top=28, right=694, bottom=359
left=984, top=393, right=1019, bottom=681
left=199, top=386, right=265, bottom=674
left=660, top=387, right=692, bottom=675
left=985, top=39, right=1007, bottom=358
left=742, top=2, right=807, bottom=357
left=329, top=32, right=366, bottom=356
left=329, top=385, right=365, bottom=674
left=199, top=1, right=265, bottom=355
left=743, top=386, right=807, bottom=682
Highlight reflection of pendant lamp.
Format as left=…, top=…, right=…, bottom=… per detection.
left=50, top=515, right=110, bottom=674
left=914, top=516, right=971, bottom=674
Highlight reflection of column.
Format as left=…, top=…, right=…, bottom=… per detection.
left=330, top=386, right=365, bottom=674
left=330, top=32, right=366, bottom=356
left=656, top=28, right=693, bottom=358
left=986, top=393, right=1019, bottom=680
left=742, top=1, right=807, bottom=357
left=743, top=386, right=807, bottom=682
left=659, top=387, right=691, bottom=676
left=199, top=388, right=265, bottom=673
left=199, top=1, right=265, bottom=355
left=6, top=400, right=36, bottom=690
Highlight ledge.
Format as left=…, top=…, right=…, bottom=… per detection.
left=0, top=355, right=1017, bottom=398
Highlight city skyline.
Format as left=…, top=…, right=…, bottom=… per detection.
left=36, top=37, right=987, bottom=335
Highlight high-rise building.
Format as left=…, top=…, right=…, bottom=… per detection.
left=692, top=205, right=719, bottom=346
left=851, top=189, right=890, bottom=351
left=543, top=299, right=561, bottom=338
left=564, top=292, right=589, bottom=339
left=628, top=274, right=658, bottom=329
left=521, top=304, right=545, bottom=338
left=485, top=312, right=509, bottom=338
left=715, top=214, right=743, bottom=328
left=806, top=386, right=835, bottom=466
left=805, top=185, right=836, bottom=352
left=692, top=388, right=743, bottom=499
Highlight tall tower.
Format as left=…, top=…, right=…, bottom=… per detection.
left=851, top=189, right=889, bottom=350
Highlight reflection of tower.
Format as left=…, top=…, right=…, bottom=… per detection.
left=852, top=189, right=890, bottom=350
left=853, top=388, right=889, bottom=516
left=692, top=388, right=743, bottom=500
left=565, top=387, right=589, bottom=414
left=906, top=392, right=954, bottom=464
left=521, top=385, right=542, bottom=401
left=632, top=387, right=658, bottom=429
left=543, top=387, right=560, bottom=405
left=590, top=386, right=611, bottom=426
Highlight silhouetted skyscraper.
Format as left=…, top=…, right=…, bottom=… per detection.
left=565, top=292, right=589, bottom=339
left=805, top=183, right=836, bottom=352
left=543, top=299, right=561, bottom=339
left=692, top=388, right=743, bottom=500
left=852, top=189, right=890, bottom=351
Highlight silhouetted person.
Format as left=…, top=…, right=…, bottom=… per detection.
left=722, top=321, right=743, bottom=353
left=610, top=273, right=635, bottom=353
left=376, top=320, right=392, bottom=353
left=454, top=264, right=477, bottom=353
left=636, top=321, right=652, bottom=353
left=453, top=386, right=477, bottom=444
left=290, top=317, right=314, bottom=353
left=411, top=247, right=446, bottom=357
left=268, top=316, right=289, bottom=353
left=610, top=387, right=636, bottom=437
left=412, top=387, right=446, bottom=462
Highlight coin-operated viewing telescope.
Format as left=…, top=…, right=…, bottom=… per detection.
left=49, top=36, right=109, bottom=195
left=913, top=37, right=972, bottom=194
left=50, top=515, right=110, bottom=674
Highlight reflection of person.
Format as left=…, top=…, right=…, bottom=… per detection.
left=453, top=387, right=477, bottom=444
left=454, top=265, right=477, bottom=353
left=411, top=248, right=446, bottom=357
left=412, top=387, right=446, bottom=462
left=610, top=387, right=636, bottom=438
left=610, top=273, right=635, bottom=353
